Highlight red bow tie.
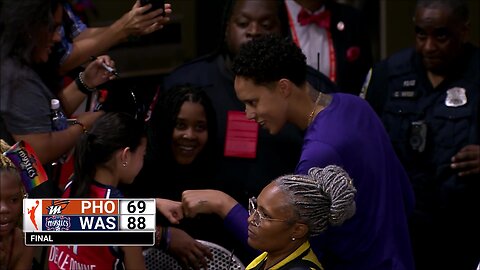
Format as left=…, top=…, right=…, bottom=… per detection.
left=297, top=8, right=331, bottom=29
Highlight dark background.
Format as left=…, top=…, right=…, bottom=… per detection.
left=82, top=0, right=479, bottom=114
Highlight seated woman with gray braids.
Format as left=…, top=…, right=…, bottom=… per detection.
left=181, top=165, right=356, bottom=270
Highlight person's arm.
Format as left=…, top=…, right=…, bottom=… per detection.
left=121, top=246, right=146, bottom=270
left=12, top=112, right=102, bottom=164
left=181, top=189, right=238, bottom=218
left=223, top=204, right=249, bottom=246
left=181, top=190, right=259, bottom=256
left=12, top=56, right=112, bottom=164
left=59, top=1, right=172, bottom=73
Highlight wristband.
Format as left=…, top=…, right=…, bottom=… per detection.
left=162, top=226, right=171, bottom=250
left=75, top=71, right=97, bottom=94
left=156, top=226, right=171, bottom=251
left=72, top=120, right=88, bottom=134
left=155, top=226, right=161, bottom=247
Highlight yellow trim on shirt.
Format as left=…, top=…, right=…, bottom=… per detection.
left=246, top=241, right=323, bottom=270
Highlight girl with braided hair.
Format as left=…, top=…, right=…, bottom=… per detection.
left=245, top=165, right=356, bottom=270
left=0, top=140, right=34, bottom=270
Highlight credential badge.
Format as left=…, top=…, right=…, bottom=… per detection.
left=445, top=87, right=467, bottom=107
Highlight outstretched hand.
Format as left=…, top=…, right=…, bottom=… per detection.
left=156, top=198, right=183, bottom=224
left=181, top=189, right=238, bottom=219
left=140, top=3, right=172, bottom=34
left=451, top=144, right=480, bottom=177
left=117, top=1, right=172, bottom=37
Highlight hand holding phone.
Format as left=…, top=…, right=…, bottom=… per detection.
left=140, top=0, right=166, bottom=16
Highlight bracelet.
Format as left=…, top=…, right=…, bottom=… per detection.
left=72, top=120, right=88, bottom=134
left=155, top=226, right=171, bottom=251
left=75, top=71, right=97, bottom=94
left=155, top=226, right=161, bottom=247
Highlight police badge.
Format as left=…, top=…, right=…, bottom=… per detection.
left=445, top=87, right=467, bottom=107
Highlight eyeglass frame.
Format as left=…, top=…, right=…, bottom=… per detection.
left=248, top=197, right=291, bottom=227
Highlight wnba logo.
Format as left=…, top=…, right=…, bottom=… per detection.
left=23, top=199, right=42, bottom=231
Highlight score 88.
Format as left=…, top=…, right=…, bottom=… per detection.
left=119, top=199, right=156, bottom=231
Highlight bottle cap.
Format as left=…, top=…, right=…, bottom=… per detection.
left=51, top=99, right=60, bottom=110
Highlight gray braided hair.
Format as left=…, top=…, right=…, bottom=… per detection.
left=274, top=165, right=356, bottom=236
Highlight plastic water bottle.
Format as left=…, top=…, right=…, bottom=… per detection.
left=50, top=99, right=69, bottom=165
left=51, top=99, right=68, bottom=131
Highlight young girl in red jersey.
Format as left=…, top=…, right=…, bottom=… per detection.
left=48, top=112, right=149, bottom=270
left=0, top=140, right=34, bottom=270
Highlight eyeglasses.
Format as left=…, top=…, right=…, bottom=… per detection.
left=248, top=197, right=289, bottom=227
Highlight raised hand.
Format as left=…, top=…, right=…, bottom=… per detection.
left=82, top=55, right=117, bottom=87
left=116, top=1, right=172, bottom=37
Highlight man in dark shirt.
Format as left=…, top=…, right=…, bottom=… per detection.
left=365, top=1, right=480, bottom=269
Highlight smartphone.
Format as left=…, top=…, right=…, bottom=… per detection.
left=140, top=0, right=165, bottom=15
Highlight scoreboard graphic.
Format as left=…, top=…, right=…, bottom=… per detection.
left=23, top=199, right=156, bottom=246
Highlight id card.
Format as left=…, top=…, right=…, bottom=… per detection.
left=224, top=111, right=258, bottom=158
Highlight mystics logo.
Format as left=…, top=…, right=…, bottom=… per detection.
left=23, top=199, right=42, bottom=232
left=44, top=216, right=71, bottom=231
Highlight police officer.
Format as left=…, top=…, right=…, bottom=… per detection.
left=364, top=0, right=479, bottom=269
